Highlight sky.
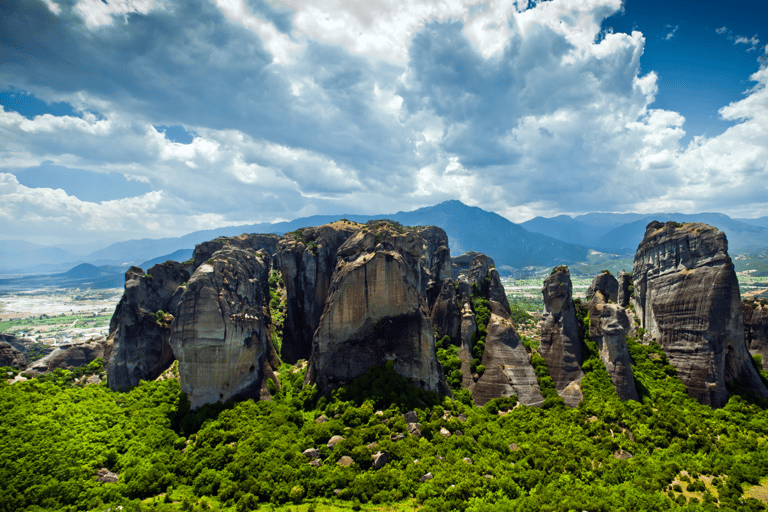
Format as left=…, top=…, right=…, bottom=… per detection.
left=1, top=0, right=767, bottom=246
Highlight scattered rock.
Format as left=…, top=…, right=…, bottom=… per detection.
left=403, top=410, right=418, bottom=423
left=95, top=468, right=119, bottom=483
left=337, top=456, right=354, bottom=467
left=327, top=435, right=344, bottom=449
left=613, top=450, right=633, bottom=460
left=407, top=423, right=422, bottom=437
left=419, top=472, right=434, bottom=483
left=509, top=443, right=519, bottom=451
left=440, top=427, right=451, bottom=438
left=392, top=433, right=406, bottom=442
left=309, top=459, right=323, bottom=468
left=302, top=448, right=319, bottom=459
left=463, top=457, right=472, bottom=464
left=372, top=451, right=388, bottom=469
left=315, top=414, right=329, bottom=424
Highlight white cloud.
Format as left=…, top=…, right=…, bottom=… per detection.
left=74, top=0, right=155, bottom=28
left=665, top=25, right=678, bottom=40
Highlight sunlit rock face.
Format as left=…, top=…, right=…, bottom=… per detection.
left=744, top=300, right=768, bottom=363
left=170, top=248, right=278, bottom=409
left=472, top=267, right=544, bottom=407
left=107, top=262, right=188, bottom=391
left=633, top=221, right=768, bottom=407
left=305, top=222, right=451, bottom=397
left=191, top=234, right=281, bottom=270
left=25, top=339, right=111, bottom=377
left=539, top=266, right=583, bottom=407
left=586, top=271, right=618, bottom=302
left=275, top=222, right=360, bottom=363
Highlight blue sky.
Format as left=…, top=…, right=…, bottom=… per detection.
left=1, top=0, right=767, bottom=245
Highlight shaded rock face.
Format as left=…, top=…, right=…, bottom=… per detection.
left=457, top=276, right=478, bottom=390
left=468, top=254, right=493, bottom=289
left=743, top=299, right=768, bottom=365
left=617, top=270, right=632, bottom=308
left=633, top=221, right=768, bottom=407
left=106, top=262, right=188, bottom=391
left=0, top=333, right=28, bottom=369
left=24, top=338, right=111, bottom=376
left=192, top=234, right=280, bottom=270
left=539, top=266, right=583, bottom=407
left=276, top=222, right=360, bottom=363
left=586, top=271, right=618, bottom=302
left=429, top=278, right=461, bottom=343
left=451, top=252, right=495, bottom=281
left=471, top=267, right=544, bottom=407
left=588, top=292, right=638, bottom=401
left=306, top=223, right=450, bottom=396
left=170, top=248, right=278, bottom=409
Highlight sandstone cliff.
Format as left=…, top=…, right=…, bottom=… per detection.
left=275, top=221, right=360, bottom=362
left=617, top=270, right=631, bottom=308
left=743, top=299, right=768, bottom=364
left=191, top=233, right=281, bottom=270
left=0, top=333, right=28, bottom=369
left=539, top=266, right=583, bottom=407
left=170, top=248, right=279, bottom=409
left=586, top=271, right=618, bottom=302
left=106, top=262, right=188, bottom=391
left=451, top=252, right=495, bottom=281
left=633, top=221, right=768, bottom=407
left=428, top=278, right=461, bottom=344
left=305, top=222, right=450, bottom=396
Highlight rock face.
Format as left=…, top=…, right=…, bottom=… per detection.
left=456, top=275, right=478, bottom=390
left=429, top=278, right=461, bottom=344
left=275, top=221, right=360, bottom=363
left=170, top=248, right=279, bottom=409
left=744, top=299, right=768, bottom=363
left=192, top=233, right=280, bottom=270
left=451, top=252, right=495, bottom=281
left=0, top=333, right=28, bottom=368
left=586, top=271, right=618, bottom=302
left=539, top=266, right=584, bottom=407
left=617, top=270, right=632, bottom=308
left=305, top=222, right=450, bottom=396
left=107, top=262, right=189, bottom=391
left=633, top=221, right=768, bottom=407
left=472, top=268, right=544, bottom=407
left=588, top=288, right=638, bottom=401
left=24, top=338, right=111, bottom=376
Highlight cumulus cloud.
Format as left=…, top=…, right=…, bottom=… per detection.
left=1, top=0, right=767, bottom=243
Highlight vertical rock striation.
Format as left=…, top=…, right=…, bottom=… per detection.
left=633, top=221, right=768, bottom=407
left=539, top=266, right=584, bottom=407
left=170, top=248, right=278, bottom=409
left=617, top=270, right=632, bottom=308
left=743, top=299, right=768, bottom=365
left=429, top=278, right=461, bottom=344
left=305, top=222, right=450, bottom=396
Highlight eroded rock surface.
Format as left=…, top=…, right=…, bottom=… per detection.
left=617, top=270, right=632, bottom=308
left=451, top=252, right=495, bottom=281
left=306, top=222, right=450, bottom=396
left=743, top=299, right=768, bottom=364
left=539, top=266, right=583, bottom=407
left=170, top=248, right=279, bottom=409
left=429, top=278, right=461, bottom=344
left=586, top=271, right=618, bottom=302
left=24, top=338, right=111, bottom=376
left=633, top=221, right=768, bottom=407
left=107, top=262, right=189, bottom=390
left=275, top=221, right=360, bottom=362
left=0, top=333, right=28, bottom=369
left=192, top=234, right=280, bottom=270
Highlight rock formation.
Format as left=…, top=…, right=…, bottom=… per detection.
left=275, top=221, right=360, bottom=362
left=305, top=222, right=450, bottom=396
left=633, top=221, right=768, bottom=407
left=451, top=252, right=495, bottom=281
left=743, top=299, right=768, bottom=365
left=588, top=286, right=638, bottom=401
left=617, top=270, right=631, bottom=308
left=429, top=278, right=461, bottom=344
left=586, top=271, right=618, bottom=303
left=191, top=233, right=281, bottom=270
left=539, top=266, right=584, bottom=407
left=170, top=248, right=279, bottom=409
left=472, top=267, right=544, bottom=407
left=0, top=333, right=28, bottom=369
left=106, top=262, right=189, bottom=391
left=456, top=275, right=478, bottom=390
left=24, top=338, right=111, bottom=376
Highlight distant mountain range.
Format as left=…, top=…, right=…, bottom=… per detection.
left=2, top=202, right=767, bottom=287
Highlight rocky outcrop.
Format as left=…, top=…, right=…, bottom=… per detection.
left=106, top=262, right=189, bottom=391
left=275, top=221, right=360, bottom=363
left=539, top=266, right=583, bottom=407
left=588, top=287, right=638, bottom=401
left=468, top=254, right=494, bottom=289
left=451, top=252, right=495, bottom=281
left=472, top=268, right=544, bottom=407
left=0, top=333, right=28, bottom=368
left=586, top=271, right=618, bottom=302
left=456, top=275, right=478, bottom=390
left=24, top=338, right=111, bottom=376
left=305, top=222, right=450, bottom=396
left=633, top=221, right=768, bottom=407
left=429, top=278, right=461, bottom=344
left=170, top=248, right=279, bottom=409
left=191, top=233, right=281, bottom=270
left=617, top=270, right=631, bottom=308
left=743, top=299, right=768, bottom=364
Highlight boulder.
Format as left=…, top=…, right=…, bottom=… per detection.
left=275, top=221, right=360, bottom=363
left=633, top=221, right=768, bottom=407
left=305, top=222, right=451, bottom=396
left=170, top=248, right=279, bottom=409
left=106, top=263, right=188, bottom=391
left=743, top=299, right=768, bottom=363
left=0, top=333, right=27, bottom=369
left=24, top=338, right=111, bottom=376
left=327, top=435, right=344, bottom=449
left=372, top=451, right=388, bottom=469
left=617, top=270, right=632, bottom=308
left=539, top=266, right=584, bottom=407
left=586, top=271, right=618, bottom=303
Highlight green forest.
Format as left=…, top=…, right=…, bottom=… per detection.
left=4, top=307, right=768, bottom=512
